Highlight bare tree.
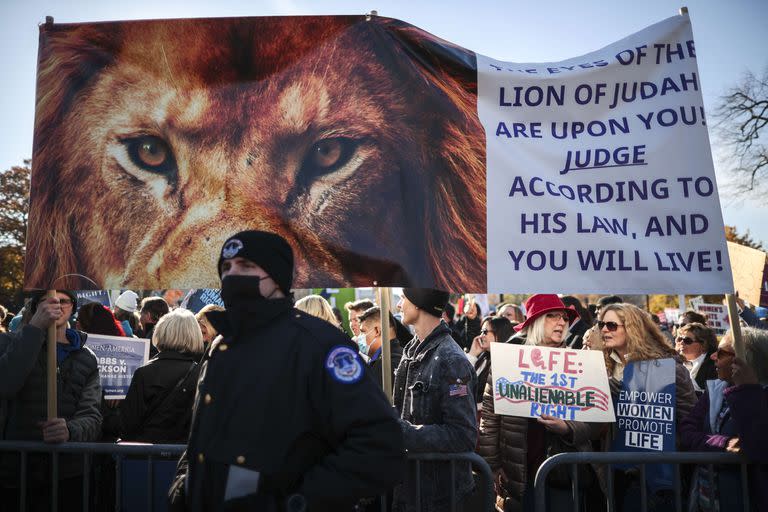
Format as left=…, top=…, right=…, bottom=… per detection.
left=714, top=67, right=768, bottom=194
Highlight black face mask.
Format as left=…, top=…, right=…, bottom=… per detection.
left=219, top=275, right=292, bottom=330
left=220, top=274, right=266, bottom=309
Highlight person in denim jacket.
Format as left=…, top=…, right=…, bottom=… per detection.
left=393, top=288, right=478, bottom=512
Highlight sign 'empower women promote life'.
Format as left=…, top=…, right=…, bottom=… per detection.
left=26, top=13, right=731, bottom=293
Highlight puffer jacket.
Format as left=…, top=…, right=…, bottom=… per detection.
left=477, top=368, right=594, bottom=510
left=0, top=325, right=102, bottom=485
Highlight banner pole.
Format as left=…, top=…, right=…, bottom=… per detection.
left=46, top=290, right=57, bottom=419
left=377, top=286, right=394, bottom=403
left=725, top=294, right=745, bottom=359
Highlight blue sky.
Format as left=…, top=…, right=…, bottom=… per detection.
left=1, top=0, right=765, bottom=244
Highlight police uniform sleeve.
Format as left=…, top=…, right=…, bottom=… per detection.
left=297, top=340, right=406, bottom=504
left=399, top=353, right=478, bottom=453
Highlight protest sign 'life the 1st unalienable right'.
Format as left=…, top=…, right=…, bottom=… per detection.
left=490, top=343, right=615, bottom=422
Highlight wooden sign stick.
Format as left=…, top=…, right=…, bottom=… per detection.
left=725, top=294, right=745, bottom=359
left=45, top=289, right=57, bottom=419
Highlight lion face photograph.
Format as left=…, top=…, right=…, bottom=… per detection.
left=26, top=16, right=486, bottom=291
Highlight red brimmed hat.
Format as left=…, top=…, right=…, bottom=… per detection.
left=514, top=294, right=579, bottom=332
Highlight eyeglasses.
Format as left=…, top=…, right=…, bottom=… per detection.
left=676, top=336, right=698, bottom=345
left=58, top=298, right=74, bottom=307
left=545, top=312, right=569, bottom=321
left=480, top=328, right=494, bottom=336
left=598, top=321, right=623, bottom=331
left=715, top=348, right=735, bottom=358
left=675, top=322, right=688, bottom=328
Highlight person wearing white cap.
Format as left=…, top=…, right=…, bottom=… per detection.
left=113, top=290, right=139, bottom=337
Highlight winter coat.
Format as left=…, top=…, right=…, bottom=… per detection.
left=692, top=354, right=718, bottom=392
left=680, top=381, right=768, bottom=511
left=119, top=350, right=200, bottom=443
left=466, top=350, right=491, bottom=406
left=456, top=316, right=481, bottom=351
left=169, top=298, right=405, bottom=512
left=392, top=322, right=478, bottom=512
left=368, top=338, right=403, bottom=390
left=476, top=366, right=594, bottom=511
left=564, top=318, right=590, bottom=350
left=0, top=325, right=102, bottom=485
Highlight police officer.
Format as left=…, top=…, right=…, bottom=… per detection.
left=169, top=231, right=405, bottom=511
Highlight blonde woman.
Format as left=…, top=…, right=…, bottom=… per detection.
left=598, top=303, right=697, bottom=507
left=119, top=309, right=203, bottom=443
left=195, top=304, right=225, bottom=347
left=295, top=294, right=341, bottom=329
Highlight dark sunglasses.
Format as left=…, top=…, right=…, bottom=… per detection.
left=676, top=336, right=698, bottom=345
left=675, top=322, right=688, bottom=328
left=597, top=321, right=623, bottom=331
left=480, top=328, right=494, bottom=336
left=716, top=348, right=735, bottom=358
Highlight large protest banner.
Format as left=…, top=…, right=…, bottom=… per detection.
left=490, top=343, right=615, bottom=422
left=26, top=13, right=731, bottom=294
left=479, top=15, right=731, bottom=294
left=87, top=334, right=150, bottom=399
left=613, top=358, right=676, bottom=490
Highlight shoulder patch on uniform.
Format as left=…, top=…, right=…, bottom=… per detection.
left=325, top=346, right=364, bottom=384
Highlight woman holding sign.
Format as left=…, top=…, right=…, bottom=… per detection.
left=680, top=326, right=768, bottom=512
left=598, top=303, right=697, bottom=511
left=477, top=294, right=594, bottom=512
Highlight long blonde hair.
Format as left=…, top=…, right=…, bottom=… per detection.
left=601, top=303, right=677, bottom=375
left=295, top=295, right=339, bottom=327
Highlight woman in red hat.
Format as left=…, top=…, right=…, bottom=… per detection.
left=477, top=294, right=593, bottom=511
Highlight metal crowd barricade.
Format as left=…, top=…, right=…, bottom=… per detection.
left=0, top=442, right=494, bottom=512
left=533, top=451, right=752, bottom=512
left=0, top=441, right=184, bottom=512
left=406, top=452, right=495, bottom=512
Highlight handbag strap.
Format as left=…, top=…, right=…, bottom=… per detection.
left=140, top=360, right=198, bottom=425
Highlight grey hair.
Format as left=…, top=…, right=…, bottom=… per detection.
left=742, top=326, right=768, bottom=385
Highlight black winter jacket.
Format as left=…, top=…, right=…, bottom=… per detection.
left=0, top=325, right=101, bottom=484
left=368, top=338, right=403, bottom=390
left=169, top=297, right=405, bottom=511
left=120, top=350, right=200, bottom=443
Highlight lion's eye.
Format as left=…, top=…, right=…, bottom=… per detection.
left=123, top=135, right=176, bottom=174
left=300, top=138, right=356, bottom=180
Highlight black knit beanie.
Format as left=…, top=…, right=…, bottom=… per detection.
left=218, top=231, right=294, bottom=293
left=402, top=288, right=450, bottom=318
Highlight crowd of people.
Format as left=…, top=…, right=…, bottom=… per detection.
left=1, top=231, right=767, bottom=512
